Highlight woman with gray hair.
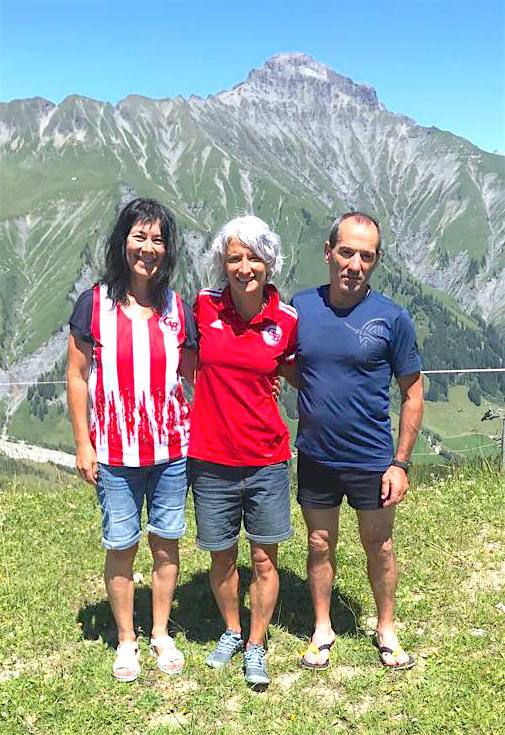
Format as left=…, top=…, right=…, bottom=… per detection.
left=188, top=215, right=298, bottom=687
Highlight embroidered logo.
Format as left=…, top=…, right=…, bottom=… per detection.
left=160, top=316, right=180, bottom=332
left=344, top=318, right=389, bottom=347
left=262, top=324, right=283, bottom=346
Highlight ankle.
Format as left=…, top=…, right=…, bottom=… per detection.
left=151, top=627, right=169, bottom=640
left=118, top=632, right=137, bottom=644
left=313, top=620, right=333, bottom=635
left=225, top=626, right=241, bottom=636
left=376, top=623, right=396, bottom=638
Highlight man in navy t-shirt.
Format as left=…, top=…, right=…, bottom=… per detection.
left=287, top=212, right=423, bottom=670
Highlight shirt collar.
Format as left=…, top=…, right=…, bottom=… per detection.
left=221, top=284, right=279, bottom=324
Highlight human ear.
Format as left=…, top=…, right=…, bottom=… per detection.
left=324, top=240, right=331, bottom=263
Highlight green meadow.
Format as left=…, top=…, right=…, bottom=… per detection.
left=1, top=461, right=504, bottom=734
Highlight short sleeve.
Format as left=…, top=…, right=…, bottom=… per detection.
left=391, top=309, right=422, bottom=377
left=69, top=289, right=93, bottom=343
left=282, top=303, right=298, bottom=364
left=182, top=300, right=199, bottom=349
left=193, top=292, right=201, bottom=330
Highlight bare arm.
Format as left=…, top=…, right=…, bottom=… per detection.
left=280, top=361, right=300, bottom=390
left=179, top=347, right=197, bottom=388
left=381, top=372, right=424, bottom=507
left=67, top=333, right=97, bottom=485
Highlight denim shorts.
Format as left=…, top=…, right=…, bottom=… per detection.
left=189, top=459, right=293, bottom=551
left=96, top=458, right=188, bottom=550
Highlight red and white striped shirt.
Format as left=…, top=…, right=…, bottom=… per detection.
left=87, top=284, right=191, bottom=466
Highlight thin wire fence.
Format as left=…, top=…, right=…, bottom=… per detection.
left=0, top=368, right=504, bottom=470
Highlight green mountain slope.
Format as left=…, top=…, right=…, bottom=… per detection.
left=1, top=53, right=504, bottom=458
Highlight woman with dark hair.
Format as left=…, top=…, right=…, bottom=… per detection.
left=67, top=198, right=196, bottom=682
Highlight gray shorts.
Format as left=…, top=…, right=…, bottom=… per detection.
left=189, top=459, right=293, bottom=551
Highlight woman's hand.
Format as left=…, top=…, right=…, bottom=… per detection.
left=76, top=443, right=98, bottom=485
left=272, top=377, right=281, bottom=401
left=179, top=347, right=197, bottom=387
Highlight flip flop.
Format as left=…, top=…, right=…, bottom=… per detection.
left=300, top=638, right=335, bottom=670
left=377, top=644, right=415, bottom=670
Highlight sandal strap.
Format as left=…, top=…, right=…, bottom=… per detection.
left=113, top=642, right=140, bottom=672
left=150, top=635, right=177, bottom=650
left=378, top=645, right=394, bottom=655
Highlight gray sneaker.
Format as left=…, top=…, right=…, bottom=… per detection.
left=244, top=644, right=269, bottom=686
left=206, top=631, right=243, bottom=669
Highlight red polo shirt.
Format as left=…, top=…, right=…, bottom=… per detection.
left=188, top=285, right=298, bottom=466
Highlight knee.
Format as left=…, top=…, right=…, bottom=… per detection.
left=361, top=533, right=394, bottom=559
left=149, top=533, right=178, bottom=562
left=108, top=542, right=138, bottom=561
left=251, top=546, right=277, bottom=579
left=308, top=529, right=334, bottom=558
left=105, top=543, right=138, bottom=574
left=211, top=548, right=238, bottom=575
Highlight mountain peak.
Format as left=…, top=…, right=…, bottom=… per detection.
left=242, top=51, right=379, bottom=108
left=264, top=52, right=329, bottom=75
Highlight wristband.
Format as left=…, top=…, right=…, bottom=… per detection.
left=391, top=458, right=410, bottom=473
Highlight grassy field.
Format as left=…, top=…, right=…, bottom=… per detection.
left=443, top=433, right=500, bottom=459
left=423, top=385, right=503, bottom=439
left=1, top=461, right=504, bottom=734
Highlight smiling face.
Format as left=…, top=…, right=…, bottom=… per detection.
left=125, top=220, right=166, bottom=282
left=324, top=217, right=380, bottom=307
left=225, top=236, right=267, bottom=303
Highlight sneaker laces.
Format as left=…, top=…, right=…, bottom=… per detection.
left=216, top=631, right=241, bottom=654
left=244, top=644, right=265, bottom=666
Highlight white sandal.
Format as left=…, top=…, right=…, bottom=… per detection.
left=113, top=641, right=141, bottom=682
left=150, top=635, right=184, bottom=675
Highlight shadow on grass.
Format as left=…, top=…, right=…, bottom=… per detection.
left=77, top=564, right=361, bottom=647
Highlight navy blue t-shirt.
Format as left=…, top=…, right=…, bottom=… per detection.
left=291, top=286, right=422, bottom=471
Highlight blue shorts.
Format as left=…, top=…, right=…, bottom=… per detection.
left=96, top=458, right=188, bottom=551
left=189, top=459, right=293, bottom=551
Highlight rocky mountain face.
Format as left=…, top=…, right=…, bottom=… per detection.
left=0, top=52, right=504, bottom=389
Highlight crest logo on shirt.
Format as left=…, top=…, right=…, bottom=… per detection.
left=344, top=318, right=388, bottom=347
left=262, top=324, right=283, bottom=346
left=160, top=316, right=180, bottom=332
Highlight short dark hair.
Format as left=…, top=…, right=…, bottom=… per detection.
left=328, top=211, right=381, bottom=252
left=103, top=198, right=177, bottom=313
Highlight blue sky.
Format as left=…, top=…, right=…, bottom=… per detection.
left=0, top=0, right=504, bottom=153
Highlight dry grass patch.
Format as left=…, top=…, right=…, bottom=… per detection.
left=224, top=694, right=242, bottom=713
left=276, top=670, right=302, bottom=690
left=305, top=682, right=342, bottom=707
left=148, top=710, right=189, bottom=729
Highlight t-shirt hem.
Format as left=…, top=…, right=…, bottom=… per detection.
left=97, top=450, right=187, bottom=468
left=187, top=451, right=292, bottom=467
left=297, top=450, right=391, bottom=473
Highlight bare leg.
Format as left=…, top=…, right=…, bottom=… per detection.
left=302, top=507, right=339, bottom=665
left=104, top=543, right=138, bottom=644
left=248, top=543, right=279, bottom=646
left=209, top=545, right=241, bottom=634
left=357, top=507, right=410, bottom=665
left=149, top=533, right=179, bottom=639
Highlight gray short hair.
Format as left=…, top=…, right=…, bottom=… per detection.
left=207, top=215, right=284, bottom=286
left=328, top=212, right=381, bottom=252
